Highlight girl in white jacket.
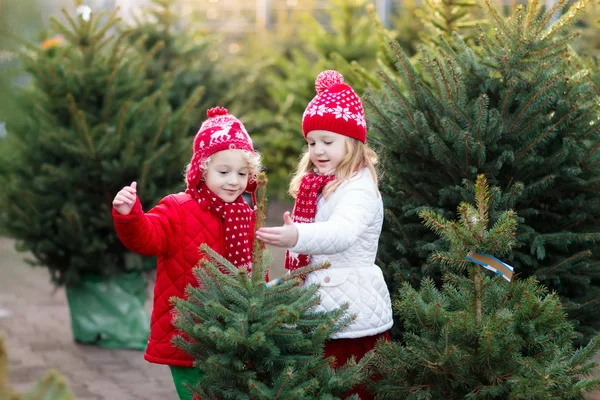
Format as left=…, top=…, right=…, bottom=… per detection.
left=256, top=69, right=393, bottom=400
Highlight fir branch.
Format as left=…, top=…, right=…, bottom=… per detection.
left=44, top=64, right=59, bottom=82
left=115, top=102, right=129, bottom=140
left=507, top=74, right=561, bottom=135
left=421, top=49, right=445, bottom=106
left=569, top=107, right=596, bottom=132
left=529, top=35, right=579, bottom=59
left=539, top=251, right=593, bottom=277
left=103, top=36, right=131, bottom=120
left=463, top=132, right=469, bottom=176
left=389, top=41, right=418, bottom=102
left=478, top=31, right=504, bottom=72
left=449, top=58, right=467, bottom=115
left=172, top=86, right=205, bottom=134
left=149, top=116, right=168, bottom=150
left=432, top=253, right=471, bottom=267
left=115, top=80, right=152, bottom=137
left=362, top=96, right=395, bottom=134
left=571, top=295, right=600, bottom=310
left=533, top=0, right=568, bottom=39
left=420, top=210, right=452, bottom=237
left=457, top=203, right=483, bottom=243
left=483, top=0, right=513, bottom=42
left=51, top=14, right=79, bottom=45
left=139, top=143, right=171, bottom=188
left=514, top=105, right=577, bottom=161
left=426, top=127, right=462, bottom=180
left=433, top=58, right=457, bottom=124
left=540, top=0, right=589, bottom=41
left=376, top=70, right=417, bottom=129
left=569, top=334, right=600, bottom=372
left=523, top=0, right=540, bottom=34
left=108, top=33, right=130, bottom=66
left=510, top=96, right=553, bottom=142
left=91, top=8, right=121, bottom=45
left=415, top=80, right=446, bottom=116
left=384, top=208, right=403, bottom=232
left=582, top=142, right=600, bottom=166
left=66, top=94, right=94, bottom=155
left=581, top=160, right=600, bottom=170
left=476, top=94, right=488, bottom=141
left=475, top=174, right=490, bottom=227
left=21, top=58, right=52, bottom=90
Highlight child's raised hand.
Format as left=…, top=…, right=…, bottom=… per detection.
left=112, top=181, right=137, bottom=215
left=256, top=211, right=299, bottom=248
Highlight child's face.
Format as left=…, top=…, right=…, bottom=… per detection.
left=306, top=130, right=347, bottom=175
left=204, top=149, right=250, bottom=202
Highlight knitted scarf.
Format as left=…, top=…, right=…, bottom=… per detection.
left=187, top=183, right=253, bottom=270
left=285, top=173, right=335, bottom=271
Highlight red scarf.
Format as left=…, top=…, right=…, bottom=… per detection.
left=285, top=173, right=335, bottom=271
left=187, top=184, right=254, bottom=270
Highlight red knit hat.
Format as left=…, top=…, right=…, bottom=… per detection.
left=302, top=70, right=367, bottom=143
left=186, top=107, right=255, bottom=193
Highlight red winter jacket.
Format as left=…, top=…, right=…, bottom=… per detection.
left=112, top=193, right=254, bottom=367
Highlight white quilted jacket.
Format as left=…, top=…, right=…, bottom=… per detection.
left=289, top=168, right=393, bottom=339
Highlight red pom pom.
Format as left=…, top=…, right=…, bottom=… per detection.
left=315, top=70, right=344, bottom=94
left=207, top=106, right=228, bottom=118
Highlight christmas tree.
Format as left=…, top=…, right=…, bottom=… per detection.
left=364, top=0, right=600, bottom=341
left=0, top=2, right=202, bottom=286
left=123, top=0, right=230, bottom=128
left=171, top=173, right=370, bottom=400
left=370, top=175, right=600, bottom=399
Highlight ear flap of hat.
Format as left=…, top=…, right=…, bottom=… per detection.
left=244, top=175, right=258, bottom=207
left=186, top=153, right=204, bottom=192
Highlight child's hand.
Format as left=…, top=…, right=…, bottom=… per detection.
left=256, top=211, right=299, bottom=248
left=112, top=181, right=137, bottom=215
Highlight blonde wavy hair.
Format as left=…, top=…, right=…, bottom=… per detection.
left=289, top=136, right=379, bottom=200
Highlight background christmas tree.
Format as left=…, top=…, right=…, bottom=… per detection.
left=0, top=2, right=203, bottom=348
left=370, top=174, right=600, bottom=399
left=0, top=2, right=202, bottom=286
left=123, top=0, right=230, bottom=131
left=171, top=173, right=370, bottom=400
left=365, top=0, right=600, bottom=342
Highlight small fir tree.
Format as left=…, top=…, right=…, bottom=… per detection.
left=370, top=175, right=600, bottom=399
left=171, top=173, right=370, bottom=400
left=364, top=0, right=600, bottom=341
left=0, top=3, right=202, bottom=286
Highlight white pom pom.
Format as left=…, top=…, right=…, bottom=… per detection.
left=315, top=70, right=344, bottom=94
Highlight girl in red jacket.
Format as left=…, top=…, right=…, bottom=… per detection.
left=112, top=107, right=261, bottom=400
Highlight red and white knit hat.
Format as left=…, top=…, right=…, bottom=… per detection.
left=186, top=106, right=255, bottom=192
left=302, top=70, right=367, bottom=143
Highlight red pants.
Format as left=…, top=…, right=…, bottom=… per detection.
left=324, top=331, right=390, bottom=400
